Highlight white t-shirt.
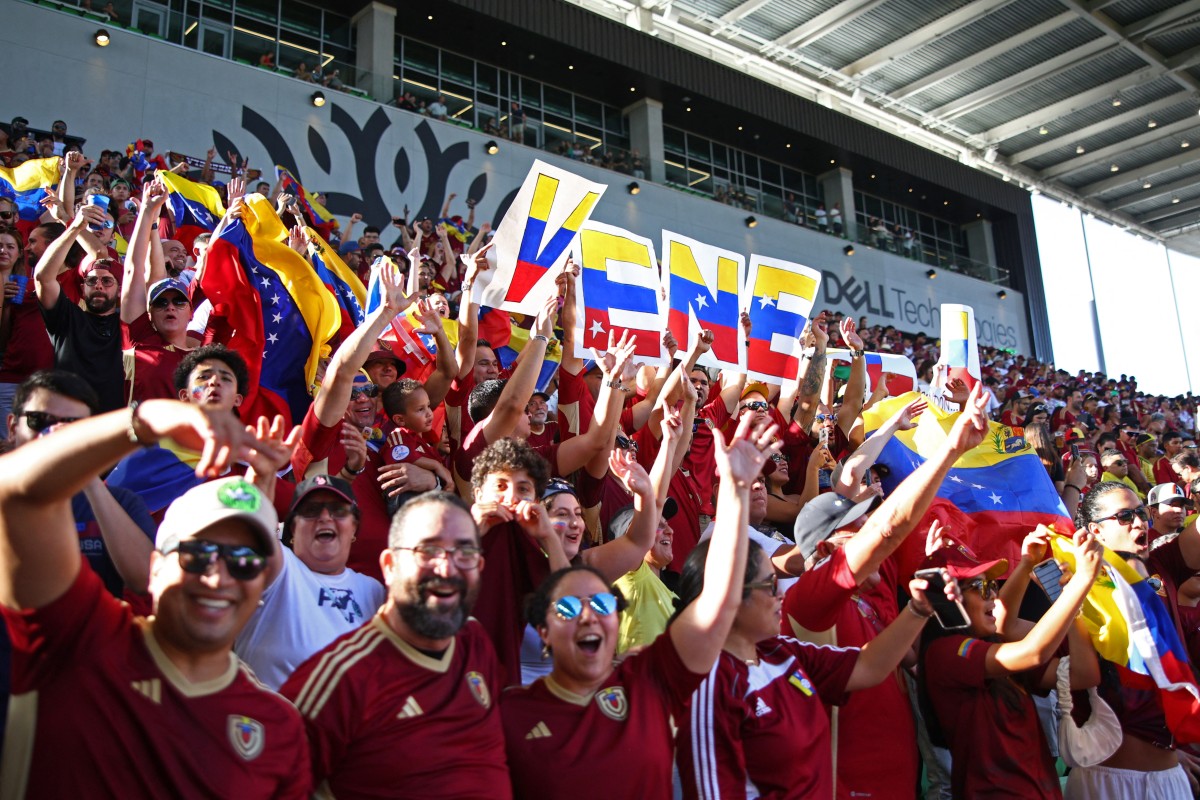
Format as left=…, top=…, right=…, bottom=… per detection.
left=235, top=546, right=386, bottom=690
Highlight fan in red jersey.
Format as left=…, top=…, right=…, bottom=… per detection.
left=501, top=415, right=779, bottom=800
left=0, top=399, right=310, bottom=798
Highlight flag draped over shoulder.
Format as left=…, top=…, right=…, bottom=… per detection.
left=159, top=171, right=225, bottom=251
left=200, top=194, right=340, bottom=427
left=1050, top=535, right=1200, bottom=744
left=0, top=157, right=60, bottom=221
left=306, top=227, right=366, bottom=340
left=275, top=166, right=335, bottom=237
left=863, top=391, right=1073, bottom=572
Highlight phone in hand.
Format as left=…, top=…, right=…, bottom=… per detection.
left=914, top=569, right=970, bottom=630
left=1070, top=443, right=1080, bottom=460
left=1032, top=558, right=1064, bottom=603
left=818, top=426, right=829, bottom=447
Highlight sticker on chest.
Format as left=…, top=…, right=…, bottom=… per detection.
left=595, top=686, right=628, bottom=721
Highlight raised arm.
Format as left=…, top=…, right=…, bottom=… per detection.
left=413, top=298, right=456, bottom=407
left=564, top=331, right=637, bottom=478
left=453, top=245, right=489, bottom=380
left=34, top=205, right=104, bottom=310
left=836, top=318, right=867, bottom=437
left=580, top=450, right=658, bottom=582
left=846, top=572, right=952, bottom=691
left=122, top=178, right=168, bottom=323
left=476, top=292, right=555, bottom=442
left=794, top=312, right=829, bottom=431
left=670, top=417, right=780, bottom=674
left=834, top=397, right=925, bottom=496
left=559, top=256, right=583, bottom=375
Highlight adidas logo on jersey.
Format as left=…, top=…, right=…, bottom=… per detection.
left=525, top=722, right=552, bottom=740
left=131, top=679, right=162, bottom=704
left=755, top=697, right=773, bottom=717
left=397, top=696, right=424, bottom=719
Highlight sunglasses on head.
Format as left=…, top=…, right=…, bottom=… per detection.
left=350, top=383, right=380, bottom=399
left=1096, top=506, right=1149, bottom=526
left=20, top=410, right=82, bottom=432
left=150, top=295, right=190, bottom=310
left=742, top=401, right=769, bottom=413
left=554, top=592, right=618, bottom=621
left=169, top=539, right=268, bottom=581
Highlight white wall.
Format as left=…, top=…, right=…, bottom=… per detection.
left=3, top=0, right=1029, bottom=352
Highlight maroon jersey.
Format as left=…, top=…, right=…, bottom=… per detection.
left=383, top=427, right=440, bottom=467
left=122, top=312, right=189, bottom=404
left=280, top=614, right=510, bottom=799
left=556, top=365, right=596, bottom=442
left=502, top=632, right=705, bottom=799
left=2, top=563, right=310, bottom=799
left=676, top=637, right=858, bottom=800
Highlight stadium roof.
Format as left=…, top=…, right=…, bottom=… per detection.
left=562, top=0, right=1200, bottom=255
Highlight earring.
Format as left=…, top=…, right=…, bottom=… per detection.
left=541, top=641, right=551, bottom=660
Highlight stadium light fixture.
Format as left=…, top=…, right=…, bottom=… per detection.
left=485, top=140, right=499, bottom=155
left=997, top=290, right=1008, bottom=300
left=926, top=269, right=937, bottom=280
left=745, top=216, right=758, bottom=228
left=95, top=29, right=111, bottom=46
left=843, top=244, right=855, bottom=256
left=311, top=91, right=326, bottom=107
left=627, top=182, right=640, bottom=195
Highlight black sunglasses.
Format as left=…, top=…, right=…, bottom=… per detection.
left=169, top=539, right=268, bottom=581
left=350, top=383, right=380, bottom=399
left=20, top=410, right=82, bottom=432
left=746, top=574, right=780, bottom=597
left=151, top=296, right=190, bottom=310
left=742, top=401, right=769, bottom=412
left=1095, top=506, right=1149, bottom=526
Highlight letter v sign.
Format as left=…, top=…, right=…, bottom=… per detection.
left=505, top=173, right=601, bottom=305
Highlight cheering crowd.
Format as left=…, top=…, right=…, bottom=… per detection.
left=3, top=115, right=1200, bottom=800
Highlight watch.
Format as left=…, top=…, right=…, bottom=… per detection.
left=850, top=348, right=865, bottom=359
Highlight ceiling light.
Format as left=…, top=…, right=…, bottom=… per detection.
left=997, top=290, right=1008, bottom=300
left=1110, top=164, right=1119, bottom=172
left=1173, top=196, right=1181, bottom=204
left=1112, top=96, right=1122, bottom=107
left=311, top=91, right=326, bottom=107
left=1076, top=144, right=1085, bottom=154
left=943, top=200, right=949, bottom=206
left=843, top=244, right=855, bottom=256
left=745, top=216, right=758, bottom=228
left=427, top=15, right=433, bottom=20
left=627, top=182, right=640, bottom=195
left=1003, top=175, right=1011, bottom=182
left=1039, top=126, right=1048, bottom=135
left=568, top=65, right=574, bottom=70
left=1149, top=119, right=1158, bottom=128
left=501, top=40, right=507, bottom=46
left=830, top=159, right=836, bottom=164
left=94, top=29, right=110, bottom=46
left=485, top=140, right=499, bottom=155
left=737, top=126, right=743, bottom=131
left=1143, top=180, right=1152, bottom=189
left=926, top=269, right=937, bottom=280
left=785, top=143, right=791, bottom=148
left=629, top=87, right=636, bottom=92
left=1184, top=140, right=1191, bottom=148
left=686, top=107, right=692, bottom=112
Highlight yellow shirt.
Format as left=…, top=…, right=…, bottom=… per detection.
left=614, top=561, right=677, bottom=654
left=1102, top=471, right=1145, bottom=500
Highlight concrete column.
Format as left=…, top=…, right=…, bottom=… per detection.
left=818, top=167, right=856, bottom=241
left=623, top=98, right=664, bottom=184
left=352, top=2, right=396, bottom=103
left=963, top=219, right=999, bottom=282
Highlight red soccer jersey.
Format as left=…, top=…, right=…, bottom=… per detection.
left=383, top=426, right=440, bottom=468
left=502, top=632, right=705, bottom=799
left=556, top=365, right=596, bottom=442
left=2, top=563, right=310, bottom=798
left=443, top=371, right=477, bottom=453
left=280, top=614, right=510, bottom=799
left=782, top=549, right=919, bottom=799
left=525, top=419, right=559, bottom=450
left=924, top=635, right=1061, bottom=799
left=1154, top=456, right=1179, bottom=487
left=0, top=295, right=53, bottom=384
left=474, top=519, right=551, bottom=687
left=676, top=637, right=858, bottom=800
left=122, top=312, right=189, bottom=404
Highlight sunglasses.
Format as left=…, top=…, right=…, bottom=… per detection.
left=20, top=410, right=82, bottom=432
left=615, top=434, right=637, bottom=451
left=295, top=501, right=354, bottom=520
left=395, top=543, right=483, bottom=570
left=769, top=453, right=787, bottom=464
left=150, top=296, right=190, bottom=310
left=741, top=401, right=769, bottom=413
left=84, top=276, right=117, bottom=287
left=815, top=413, right=833, bottom=422
left=0, top=211, right=13, bottom=219
left=964, top=577, right=998, bottom=599
left=170, top=539, right=268, bottom=581
left=350, top=383, right=380, bottom=399
left=1106, top=459, right=1127, bottom=466
left=746, top=574, right=780, bottom=597
left=554, top=592, right=618, bottom=621
left=1095, top=506, right=1149, bottom=526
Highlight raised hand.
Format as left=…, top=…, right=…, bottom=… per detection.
left=412, top=298, right=442, bottom=334
left=908, top=568, right=959, bottom=618
left=460, top=240, right=493, bottom=288
left=1020, top=525, right=1051, bottom=566
left=227, top=175, right=245, bottom=203
left=660, top=402, right=685, bottom=444
left=892, top=397, right=928, bottom=431
left=924, top=519, right=948, bottom=557
left=379, top=257, right=414, bottom=314
left=811, top=312, right=830, bottom=349
left=946, top=383, right=990, bottom=455
left=945, top=377, right=970, bottom=406
left=694, top=329, right=715, bottom=356
left=1072, top=529, right=1104, bottom=583
left=134, top=399, right=262, bottom=478
left=534, top=290, right=559, bottom=339
left=350, top=212, right=363, bottom=224
left=243, top=416, right=301, bottom=486
left=840, top=316, right=864, bottom=351
left=714, top=414, right=781, bottom=489
left=609, top=448, right=652, bottom=497
left=739, top=310, right=752, bottom=338
left=662, top=329, right=679, bottom=359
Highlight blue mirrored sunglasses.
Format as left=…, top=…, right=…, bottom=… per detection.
left=554, top=592, right=618, bottom=621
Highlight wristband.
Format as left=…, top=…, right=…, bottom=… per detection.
left=907, top=602, right=933, bottom=620
left=342, top=462, right=365, bottom=477
left=1065, top=483, right=1083, bottom=493
left=606, top=379, right=623, bottom=389
left=150, top=222, right=158, bottom=230
left=126, top=401, right=154, bottom=447
left=531, top=334, right=549, bottom=343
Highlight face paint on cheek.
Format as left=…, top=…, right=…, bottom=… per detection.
left=191, top=386, right=204, bottom=400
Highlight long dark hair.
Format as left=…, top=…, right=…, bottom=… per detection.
left=525, top=565, right=625, bottom=630
left=670, top=538, right=763, bottom=624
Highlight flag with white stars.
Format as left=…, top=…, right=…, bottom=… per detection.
left=200, top=195, right=342, bottom=427
left=744, top=254, right=821, bottom=384
left=862, top=391, right=1072, bottom=574
left=159, top=171, right=225, bottom=252
left=307, top=229, right=366, bottom=339
left=573, top=221, right=666, bottom=364
left=663, top=230, right=746, bottom=372
left=826, top=348, right=918, bottom=397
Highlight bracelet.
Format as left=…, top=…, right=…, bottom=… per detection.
left=150, top=222, right=158, bottom=230
left=850, top=349, right=865, bottom=359
left=126, top=401, right=154, bottom=447
left=907, top=602, right=933, bottom=620
left=342, top=463, right=365, bottom=477
left=1065, top=483, right=1084, bottom=493
left=606, top=379, right=623, bottom=389
left=531, top=334, right=549, bottom=343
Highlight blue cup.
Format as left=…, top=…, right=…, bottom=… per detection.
left=8, top=275, right=27, bottom=305
left=87, top=194, right=111, bottom=231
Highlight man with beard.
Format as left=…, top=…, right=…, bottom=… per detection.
left=34, top=204, right=125, bottom=412
left=281, top=492, right=510, bottom=798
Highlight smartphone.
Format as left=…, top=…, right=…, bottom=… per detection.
left=818, top=427, right=829, bottom=447
left=914, top=569, right=970, bottom=630
left=1070, top=443, right=1080, bottom=460
left=1032, top=558, right=1064, bottom=603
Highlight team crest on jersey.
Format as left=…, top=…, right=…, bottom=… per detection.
left=391, top=444, right=410, bottom=462
left=218, top=479, right=262, bottom=512
left=466, top=671, right=491, bottom=708
left=595, top=687, right=628, bottom=721
left=227, top=715, right=265, bottom=761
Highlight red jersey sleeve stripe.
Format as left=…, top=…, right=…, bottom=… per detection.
left=294, top=624, right=383, bottom=718
left=690, top=663, right=720, bottom=799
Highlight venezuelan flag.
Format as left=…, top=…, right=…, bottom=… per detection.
left=159, top=171, right=225, bottom=252
left=496, top=322, right=561, bottom=393
left=940, top=303, right=981, bottom=389
left=578, top=224, right=663, bottom=362
left=364, top=258, right=437, bottom=376
left=863, top=391, right=1072, bottom=571
left=505, top=171, right=599, bottom=306
left=1050, top=535, right=1200, bottom=743
left=665, top=235, right=742, bottom=368
left=828, top=349, right=918, bottom=396
left=106, top=439, right=204, bottom=514
left=200, top=195, right=340, bottom=427
left=745, top=258, right=820, bottom=383
left=275, top=166, right=335, bottom=235
left=306, top=227, right=366, bottom=340
left=0, top=157, right=60, bottom=221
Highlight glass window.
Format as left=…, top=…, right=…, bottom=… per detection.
left=543, top=85, right=572, bottom=117
left=475, top=63, right=497, bottom=94
left=441, top=51, right=473, bottom=86
left=402, top=40, right=438, bottom=73
left=323, top=11, right=353, bottom=48
left=575, top=97, right=602, bottom=128
left=280, top=0, right=321, bottom=37
left=664, top=126, right=685, bottom=154
left=520, top=81, right=540, bottom=108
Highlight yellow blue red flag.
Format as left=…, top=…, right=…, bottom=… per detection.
left=575, top=221, right=666, bottom=364
left=744, top=254, right=821, bottom=383
left=663, top=230, right=745, bottom=373
left=0, top=157, right=60, bottom=221
left=159, top=171, right=225, bottom=251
